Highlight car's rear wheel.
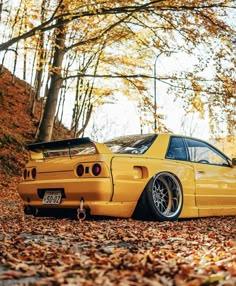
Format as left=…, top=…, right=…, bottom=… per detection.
left=133, top=172, right=183, bottom=221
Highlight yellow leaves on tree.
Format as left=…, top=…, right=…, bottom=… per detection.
left=1, top=0, right=235, bottom=139
left=189, top=81, right=205, bottom=119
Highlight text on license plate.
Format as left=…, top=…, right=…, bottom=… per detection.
left=42, top=191, right=62, bottom=204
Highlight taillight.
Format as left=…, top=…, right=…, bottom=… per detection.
left=31, top=168, right=37, bottom=179
left=92, top=164, right=101, bottom=176
left=76, top=164, right=84, bottom=176
left=23, top=169, right=27, bottom=179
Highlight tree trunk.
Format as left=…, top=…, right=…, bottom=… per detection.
left=76, top=104, right=93, bottom=138
left=34, top=0, right=47, bottom=101
left=38, top=18, right=66, bottom=142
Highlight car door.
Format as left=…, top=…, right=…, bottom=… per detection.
left=184, top=137, right=236, bottom=216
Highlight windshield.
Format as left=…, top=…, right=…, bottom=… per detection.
left=104, top=134, right=157, bottom=154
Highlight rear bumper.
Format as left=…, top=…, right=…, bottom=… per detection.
left=18, top=177, right=112, bottom=206
left=90, top=201, right=136, bottom=217
left=18, top=178, right=136, bottom=217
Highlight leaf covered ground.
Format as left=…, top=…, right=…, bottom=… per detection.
left=0, top=177, right=236, bottom=286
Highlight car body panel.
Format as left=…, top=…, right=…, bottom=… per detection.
left=192, top=162, right=236, bottom=216
left=110, top=156, right=198, bottom=218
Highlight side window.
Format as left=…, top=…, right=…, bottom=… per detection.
left=166, top=137, right=187, bottom=161
left=185, top=138, right=229, bottom=166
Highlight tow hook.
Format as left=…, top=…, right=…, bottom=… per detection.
left=77, top=197, right=86, bottom=221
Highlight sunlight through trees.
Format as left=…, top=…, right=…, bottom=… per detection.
left=0, top=0, right=235, bottom=141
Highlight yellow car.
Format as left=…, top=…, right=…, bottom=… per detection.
left=18, top=133, right=236, bottom=221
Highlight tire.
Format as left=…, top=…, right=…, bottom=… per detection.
left=133, top=172, right=183, bottom=221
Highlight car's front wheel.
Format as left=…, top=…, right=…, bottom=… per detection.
left=133, top=172, right=183, bottom=221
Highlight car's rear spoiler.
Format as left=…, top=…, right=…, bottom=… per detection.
left=28, top=137, right=92, bottom=151
left=27, top=137, right=112, bottom=160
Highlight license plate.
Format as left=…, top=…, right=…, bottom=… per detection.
left=42, top=191, right=62, bottom=204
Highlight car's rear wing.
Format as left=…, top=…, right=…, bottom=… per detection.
left=27, top=137, right=112, bottom=160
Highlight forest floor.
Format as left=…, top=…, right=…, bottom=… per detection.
left=0, top=66, right=236, bottom=285
left=0, top=177, right=236, bottom=286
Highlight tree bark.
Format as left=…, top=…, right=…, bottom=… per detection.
left=38, top=18, right=66, bottom=142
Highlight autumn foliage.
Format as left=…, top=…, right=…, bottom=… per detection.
left=0, top=0, right=235, bottom=141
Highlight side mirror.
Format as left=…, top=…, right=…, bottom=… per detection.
left=232, top=158, right=236, bottom=166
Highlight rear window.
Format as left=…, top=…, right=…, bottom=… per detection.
left=104, top=134, right=157, bottom=154
left=43, top=143, right=96, bottom=157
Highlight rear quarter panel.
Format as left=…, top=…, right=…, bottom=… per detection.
left=111, top=156, right=198, bottom=218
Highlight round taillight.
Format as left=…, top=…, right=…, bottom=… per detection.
left=23, top=169, right=27, bottom=179
left=92, top=164, right=101, bottom=176
left=31, top=168, right=37, bottom=179
left=76, top=164, right=84, bottom=176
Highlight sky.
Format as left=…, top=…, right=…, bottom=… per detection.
left=80, top=51, right=212, bottom=142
